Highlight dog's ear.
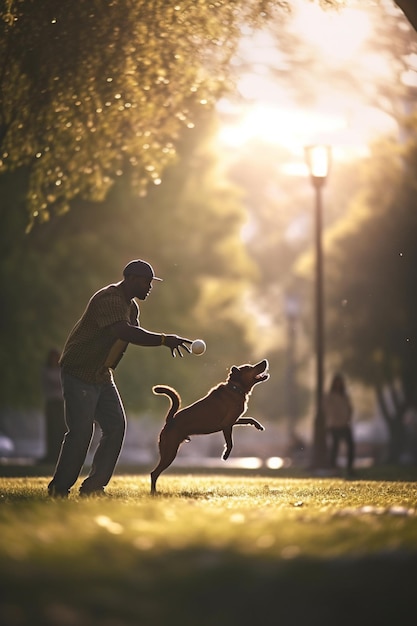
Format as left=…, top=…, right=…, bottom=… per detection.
left=228, top=366, right=240, bottom=382
left=227, top=365, right=240, bottom=381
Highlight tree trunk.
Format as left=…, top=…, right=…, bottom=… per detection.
left=375, top=384, right=406, bottom=464
left=395, top=0, right=417, bottom=33
left=385, top=418, right=406, bottom=464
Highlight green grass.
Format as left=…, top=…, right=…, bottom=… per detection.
left=1, top=471, right=417, bottom=626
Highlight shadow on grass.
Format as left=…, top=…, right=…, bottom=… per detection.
left=1, top=546, right=417, bottom=626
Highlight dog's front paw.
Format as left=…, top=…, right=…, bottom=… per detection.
left=256, top=424, right=265, bottom=431
left=222, top=449, right=231, bottom=460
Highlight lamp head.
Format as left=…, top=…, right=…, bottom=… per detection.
left=305, top=145, right=331, bottom=187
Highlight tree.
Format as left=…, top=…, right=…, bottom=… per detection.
left=1, top=1, right=417, bottom=229
left=0, top=0, right=280, bottom=225
left=394, top=0, right=417, bottom=32
left=321, top=129, right=417, bottom=462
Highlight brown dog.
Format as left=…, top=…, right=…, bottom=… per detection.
left=150, top=359, right=269, bottom=494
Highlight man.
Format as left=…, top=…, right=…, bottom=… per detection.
left=48, top=259, right=192, bottom=498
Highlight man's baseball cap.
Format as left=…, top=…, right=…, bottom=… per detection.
left=123, top=260, right=162, bottom=281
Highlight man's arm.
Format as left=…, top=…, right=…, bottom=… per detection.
left=109, top=321, right=192, bottom=357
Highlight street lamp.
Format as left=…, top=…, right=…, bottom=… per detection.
left=305, top=144, right=331, bottom=469
left=283, top=293, right=300, bottom=441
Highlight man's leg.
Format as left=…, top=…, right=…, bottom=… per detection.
left=79, top=381, right=126, bottom=495
left=48, top=372, right=97, bottom=496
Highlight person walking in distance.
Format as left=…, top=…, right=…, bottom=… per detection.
left=40, top=348, right=66, bottom=464
left=323, top=373, right=355, bottom=476
left=48, top=260, right=192, bottom=498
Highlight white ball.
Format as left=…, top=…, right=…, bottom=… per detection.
left=191, top=339, right=206, bottom=355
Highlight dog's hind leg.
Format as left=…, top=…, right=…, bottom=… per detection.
left=222, top=426, right=233, bottom=460
left=150, top=438, right=181, bottom=495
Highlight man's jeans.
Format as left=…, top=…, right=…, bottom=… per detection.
left=49, top=371, right=126, bottom=494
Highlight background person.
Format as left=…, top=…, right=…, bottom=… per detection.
left=323, top=373, right=355, bottom=476
left=48, top=259, right=192, bottom=498
left=40, top=348, right=66, bottom=464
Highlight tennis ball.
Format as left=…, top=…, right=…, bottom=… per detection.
left=191, top=339, right=206, bottom=355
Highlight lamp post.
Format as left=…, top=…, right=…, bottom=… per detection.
left=305, top=144, right=331, bottom=469
left=284, top=293, right=300, bottom=442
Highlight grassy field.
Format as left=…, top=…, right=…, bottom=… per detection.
left=1, top=468, right=417, bottom=626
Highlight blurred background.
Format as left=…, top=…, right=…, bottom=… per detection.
left=1, top=0, right=417, bottom=470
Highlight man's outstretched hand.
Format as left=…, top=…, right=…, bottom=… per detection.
left=164, top=335, right=192, bottom=357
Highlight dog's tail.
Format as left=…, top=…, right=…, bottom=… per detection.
left=153, top=385, right=180, bottom=423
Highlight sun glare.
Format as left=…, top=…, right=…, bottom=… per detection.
left=218, top=104, right=346, bottom=150
left=217, top=3, right=396, bottom=171
left=292, top=1, right=373, bottom=62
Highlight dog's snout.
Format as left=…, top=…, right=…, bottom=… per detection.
left=254, top=359, right=269, bottom=381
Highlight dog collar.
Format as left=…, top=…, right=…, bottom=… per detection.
left=228, top=382, right=246, bottom=397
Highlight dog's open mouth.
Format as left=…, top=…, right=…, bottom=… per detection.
left=255, top=360, right=269, bottom=381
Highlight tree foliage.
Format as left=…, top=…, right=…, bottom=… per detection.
left=0, top=0, right=279, bottom=225
left=265, top=1, right=417, bottom=122
left=1, top=1, right=416, bottom=229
